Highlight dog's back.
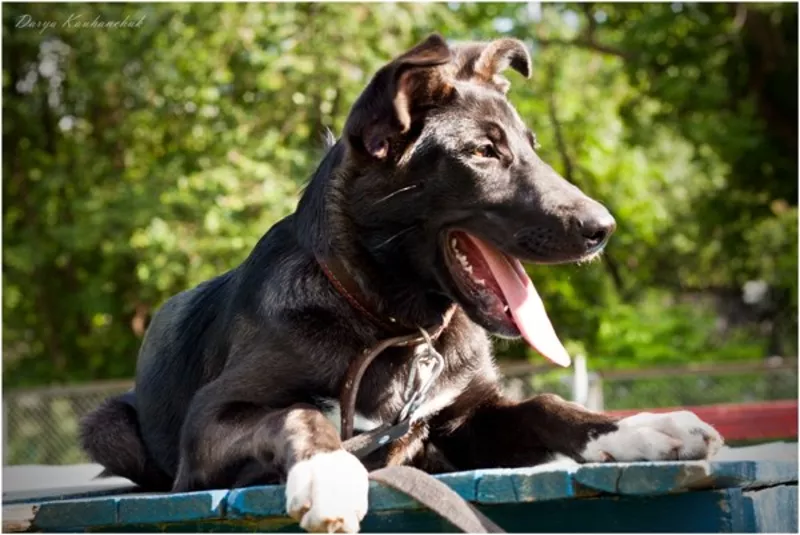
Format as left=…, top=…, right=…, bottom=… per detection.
left=79, top=271, right=236, bottom=487
left=136, top=271, right=235, bottom=474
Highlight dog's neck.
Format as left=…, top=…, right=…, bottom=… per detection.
left=294, top=141, right=456, bottom=333
left=317, top=253, right=455, bottom=336
left=320, top=249, right=455, bottom=335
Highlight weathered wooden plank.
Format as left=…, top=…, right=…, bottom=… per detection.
left=227, top=470, right=482, bottom=520
left=711, top=460, right=799, bottom=489
left=574, top=462, right=711, bottom=495
left=433, top=471, right=480, bottom=503
left=13, top=458, right=798, bottom=532
left=476, top=489, right=748, bottom=533
left=227, top=485, right=286, bottom=519
left=95, top=490, right=761, bottom=533
left=744, top=485, right=798, bottom=533
left=19, top=487, right=800, bottom=533
left=216, top=489, right=763, bottom=533
left=573, top=460, right=798, bottom=495
left=31, top=495, right=119, bottom=531
left=117, top=489, right=229, bottom=526
left=474, top=464, right=583, bottom=504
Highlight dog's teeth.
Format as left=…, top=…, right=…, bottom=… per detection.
left=474, top=278, right=485, bottom=286
left=451, top=238, right=457, bottom=248
left=504, top=305, right=510, bottom=313
left=452, top=243, right=481, bottom=278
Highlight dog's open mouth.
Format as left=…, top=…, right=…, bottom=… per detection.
left=445, top=231, right=571, bottom=367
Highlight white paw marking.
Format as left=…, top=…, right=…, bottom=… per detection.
left=544, top=452, right=581, bottom=467
left=285, top=450, right=369, bottom=533
left=582, top=410, right=724, bottom=462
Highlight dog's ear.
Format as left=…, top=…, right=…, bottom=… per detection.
left=474, top=38, right=531, bottom=80
left=457, top=38, right=531, bottom=94
left=344, top=34, right=454, bottom=160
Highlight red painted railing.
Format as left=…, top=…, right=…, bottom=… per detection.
left=607, top=399, right=798, bottom=441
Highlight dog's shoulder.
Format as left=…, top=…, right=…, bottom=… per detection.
left=140, top=271, right=235, bottom=359
left=209, top=215, right=367, bottom=369
left=235, top=215, right=319, bottom=303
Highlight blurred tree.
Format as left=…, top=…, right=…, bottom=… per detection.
left=2, top=3, right=796, bottom=387
left=528, top=2, right=798, bottom=358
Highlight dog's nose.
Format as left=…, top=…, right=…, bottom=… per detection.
left=577, top=207, right=616, bottom=250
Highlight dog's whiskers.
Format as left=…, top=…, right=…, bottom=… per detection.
left=374, top=184, right=419, bottom=205
left=375, top=226, right=417, bottom=249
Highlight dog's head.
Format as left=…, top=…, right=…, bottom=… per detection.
left=337, top=34, right=615, bottom=366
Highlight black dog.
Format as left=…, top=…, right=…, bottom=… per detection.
left=81, top=35, right=723, bottom=532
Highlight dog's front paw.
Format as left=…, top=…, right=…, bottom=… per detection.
left=286, top=450, right=369, bottom=533
left=582, top=410, right=724, bottom=462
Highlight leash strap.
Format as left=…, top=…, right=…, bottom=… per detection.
left=340, top=332, right=424, bottom=440
left=342, top=421, right=411, bottom=459
left=342, top=431, right=507, bottom=533
left=368, top=466, right=505, bottom=533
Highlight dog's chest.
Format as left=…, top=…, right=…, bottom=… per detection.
left=322, top=345, right=466, bottom=434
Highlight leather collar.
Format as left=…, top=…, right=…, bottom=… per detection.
left=317, top=255, right=456, bottom=339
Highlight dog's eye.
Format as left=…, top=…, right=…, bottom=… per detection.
left=473, top=144, right=498, bottom=159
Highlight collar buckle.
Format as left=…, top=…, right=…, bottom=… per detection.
left=397, top=328, right=445, bottom=424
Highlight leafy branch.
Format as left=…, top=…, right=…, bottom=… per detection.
left=544, top=61, right=626, bottom=296
left=535, top=37, right=631, bottom=61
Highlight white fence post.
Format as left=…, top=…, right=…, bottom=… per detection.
left=571, top=354, right=604, bottom=411
left=587, top=373, right=605, bottom=411
left=572, top=353, right=588, bottom=406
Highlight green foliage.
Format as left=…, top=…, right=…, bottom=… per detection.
left=591, top=290, right=765, bottom=368
left=3, top=3, right=796, bottom=387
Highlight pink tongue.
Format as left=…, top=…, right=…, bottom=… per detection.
left=467, top=235, right=571, bottom=368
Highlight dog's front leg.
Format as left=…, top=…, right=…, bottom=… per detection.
left=431, top=382, right=724, bottom=468
left=175, top=383, right=368, bottom=533
left=267, top=405, right=369, bottom=533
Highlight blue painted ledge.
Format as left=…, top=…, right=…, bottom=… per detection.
left=4, top=459, right=797, bottom=533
